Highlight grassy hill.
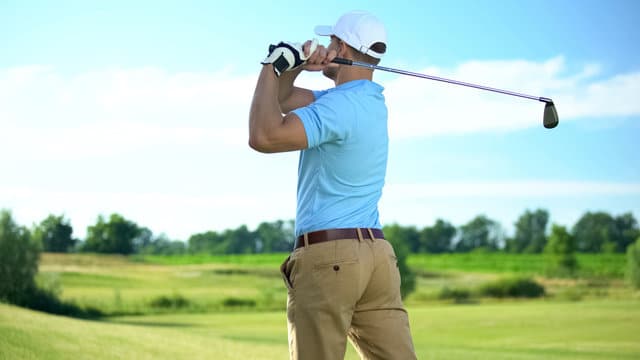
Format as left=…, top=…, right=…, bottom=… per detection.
left=34, top=252, right=629, bottom=316
left=2, top=300, right=640, bottom=359
left=1, top=252, right=638, bottom=359
left=36, top=253, right=288, bottom=315
left=0, top=302, right=289, bottom=360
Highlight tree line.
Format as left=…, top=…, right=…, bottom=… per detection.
left=2, top=208, right=640, bottom=314
left=2, top=208, right=638, bottom=256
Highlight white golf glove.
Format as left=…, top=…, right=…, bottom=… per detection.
left=261, top=39, right=318, bottom=77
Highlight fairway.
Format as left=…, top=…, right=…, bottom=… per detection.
left=2, top=300, right=639, bottom=359
left=35, top=253, right=289, bottom=315
left=3, top=253, right=639, bottom=359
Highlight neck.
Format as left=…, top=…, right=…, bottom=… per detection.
left=335, top=66, right=373, bottom=86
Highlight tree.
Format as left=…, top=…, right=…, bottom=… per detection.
left=222, top=225, right=255, bottom=254
left=392, top=225, right=420, bottom=253
left=83, top=214, right=140, bottom=254
left=572, top=212, right=640, bottom=253
left=382, top=224, right=416, bottom=299
left=572, top=211, right=617, bottom=253
left=255, top=220, right=295, bottom=253
left=188, top=224, right=257, bottom=254
left=420, top=219, right=455, bottom=253
left=139, top=234, right=186, bottom=255
left=0, top=210, right=40, bottom=304
left=132, top=227, right=154, bottom=253
left=615, top=213, right=640, bottom=253
left=627, top=237, right=640, bottom=289
left=33, top=214, right=75, bottom=253
left=507, top=209, right=549, bottom=253
left=0, top=210, right=99, bottom=318
left=455, top=215, right=503, bottom=252
left=188, top=230, right=226, bottom=254
left=544, top=224, right=578, bottom=277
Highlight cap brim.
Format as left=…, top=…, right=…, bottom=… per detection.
left=314, top=25, right=333, bottom=36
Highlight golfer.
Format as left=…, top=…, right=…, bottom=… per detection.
left=249, top=10, right=417, bottom=360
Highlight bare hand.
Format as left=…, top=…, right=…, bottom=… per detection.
left=302, top=40, right=337, bottom=72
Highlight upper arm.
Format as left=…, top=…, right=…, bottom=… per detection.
left=280, top=87, right=315, bottom=114
left=292, top=93, right=352, bottom=149
left=248, top=112, right=308, bottom=153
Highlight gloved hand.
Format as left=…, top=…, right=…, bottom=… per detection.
left=261, top=39, right=318, bottom=77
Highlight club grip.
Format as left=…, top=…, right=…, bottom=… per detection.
left=331, top=57, right=353, bottom=65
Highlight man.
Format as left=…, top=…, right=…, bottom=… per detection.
left=249, top=10, right=417, bottom=360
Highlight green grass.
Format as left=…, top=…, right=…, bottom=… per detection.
left=36, top=252, right=630, bottom=316
left=2, top=300, right=640, bottom=359
left=37, top=253, right=288, bottom=315
left=133, top=253, right=288, bottom=266
left=408, top=253, right=625, bottom=277
left=133, top=252, right=626, bottom=278
left=4, top=252, right=639, bottom=359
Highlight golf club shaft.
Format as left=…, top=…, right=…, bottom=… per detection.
left=331, top=57, right=552, bottom=104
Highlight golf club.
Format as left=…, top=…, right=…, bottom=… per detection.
left=331, top=57, right=559, bottom=129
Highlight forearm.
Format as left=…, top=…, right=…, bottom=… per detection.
left=278, top=67, right=302, bottom=107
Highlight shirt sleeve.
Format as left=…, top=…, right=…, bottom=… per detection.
left=292, top=89, right=353, bottom=149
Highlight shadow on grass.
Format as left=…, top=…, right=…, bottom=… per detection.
left=106, top=320, right=200, bottom=328
left=222, top=335, right=283, bottom=345
left=7, top=286, right=104, bottom=320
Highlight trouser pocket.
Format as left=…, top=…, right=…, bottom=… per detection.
left=280, top=255, right=294, bottom=291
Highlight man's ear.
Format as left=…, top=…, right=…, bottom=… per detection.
left=337, top=40, right=349, bottom=58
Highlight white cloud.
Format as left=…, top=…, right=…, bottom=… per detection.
left=384, top=56, right=640, bottom=137
left=0, top=59, right=638, bottom=238
left=1, top=57, right=638, bottom=154
left=0, top=125, right=248, bottom=159
left=0, top=65, right=333, bottom=159
left=384, top=181, right=640, bottom=199
left=0, top=66, right=256, bottom=130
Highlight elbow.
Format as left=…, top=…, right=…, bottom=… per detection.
left=248, top=133, right=263, bottom=152
left=248, top=133, right=275, bottom=153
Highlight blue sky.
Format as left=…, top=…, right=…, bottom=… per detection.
left=1, top=0, right=639, bottom=240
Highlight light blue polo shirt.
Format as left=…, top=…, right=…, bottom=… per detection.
left=292, top=79, right=388, bottom=237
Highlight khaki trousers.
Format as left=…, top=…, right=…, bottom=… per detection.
left=280, top=231, right=417, bottom=360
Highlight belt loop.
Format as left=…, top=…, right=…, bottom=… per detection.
left=303, top=233, right=309, bottom=247
left=356, top=228, right=364, bottom=242
left=366, top=228, right=376, bottom=242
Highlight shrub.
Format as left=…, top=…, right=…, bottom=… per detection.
left=149, top=293, right=190, bottom=309
left=438, top=286, right=473, bottom=303
left=222, top=297, right=256, bottom=308
left=0, top=210, right=101, bottom=318
left=544, top=224, right=579, bottom=277
left=0, top=210, right=40, bottom=304
left=479, top=277, right=545, bottom=298
left=627, top=237, right=640, bottom=289
left=383, top=224, right=417, bottom=299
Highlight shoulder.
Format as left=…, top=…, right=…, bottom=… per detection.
left=317, top=80, right=382, bottom=104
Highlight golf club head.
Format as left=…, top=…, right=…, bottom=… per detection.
left=543, top=102, right=559, bottom=129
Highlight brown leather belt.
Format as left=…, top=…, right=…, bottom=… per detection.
left=295, top=228, right=384, bottom=249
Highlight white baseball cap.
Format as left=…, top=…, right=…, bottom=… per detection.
left=314, top=10, right=387, bottom=59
